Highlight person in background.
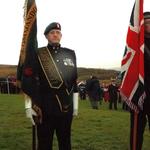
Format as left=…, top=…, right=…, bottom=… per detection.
left=130, top=12, right=150, bottom=150
left=78, top=81, right=86, bottom=100
left=108, top=79, right=118, bottom=110
left=86, top=76, right=101, bottom=109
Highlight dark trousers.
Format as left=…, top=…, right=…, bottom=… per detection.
left=130, top=111, right=149, bottom=150
left=122, top=102, right=129, bottom=111
left=79, top=92, right=86, bottom=100
left=109, top=99, right=117, bottom=110
left=89, top=98, right=99, bottom=109
left=37, top=114, right=73, bottom=150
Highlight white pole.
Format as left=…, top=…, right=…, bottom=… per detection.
left=7, top=77, right=10, bottom=94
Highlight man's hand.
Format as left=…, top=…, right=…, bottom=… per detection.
left=24, top=94, right=42, bottom=125
left=32, top=104, right=42, bottom=124
left=26, top=108, right=37, bottom=125
left=26, top=105, right=42, bottom=125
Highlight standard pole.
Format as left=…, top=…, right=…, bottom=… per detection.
left=32, top=125, right=36, bottom=150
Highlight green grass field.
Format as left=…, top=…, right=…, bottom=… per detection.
left=0, top=94, right=149, bottom=150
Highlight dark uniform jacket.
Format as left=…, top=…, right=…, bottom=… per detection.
left=144, top=38, right=150, bottom=115
left=18, top=44, right=78, bottom=116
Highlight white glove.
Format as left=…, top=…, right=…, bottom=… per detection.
left=24, top=94, right=37, bottom=125
left=25, top=108, right=37, bottom=125
left=73, top=93, right=79, bottom=116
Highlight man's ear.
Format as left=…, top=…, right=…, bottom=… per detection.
left=60, top=33, right=62, bottom=39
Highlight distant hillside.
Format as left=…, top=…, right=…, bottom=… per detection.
left=77, top=67, right=119, bottom=81
left=0, top=65, right=119, bottom=81
left=0, top=65, right=17, bottom=78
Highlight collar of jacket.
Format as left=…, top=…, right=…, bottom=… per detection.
left=47, top=43, right=61, bottom=50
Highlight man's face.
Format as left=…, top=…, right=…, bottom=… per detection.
left=144, top=18, right=150, bottom=36
left=46, top=29, right=62, bottom=44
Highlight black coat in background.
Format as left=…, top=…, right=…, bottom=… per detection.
left=86, top=78, right=101, bottom=101
left=108, top=84, right=118, bottom=101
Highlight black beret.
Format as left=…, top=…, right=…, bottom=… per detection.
left=44, top=22, right=61, bottom=35
left=144, top=12, right=150, bottom=19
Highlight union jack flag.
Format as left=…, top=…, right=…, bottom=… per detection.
left=120, top=0, right=146, bottom=112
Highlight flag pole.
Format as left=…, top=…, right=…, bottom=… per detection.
left=32, top=125, right=37, bottom=150
left=132, top=111, right=138, bottom=150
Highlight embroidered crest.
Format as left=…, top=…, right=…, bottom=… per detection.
left=24, top=67, right=33, bottom=76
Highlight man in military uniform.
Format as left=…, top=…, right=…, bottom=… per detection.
left=24, top=22, right=78, bottom=150
left=130, top=12, right=150, bottom=150
left=78, top=82, right=86, bottom=100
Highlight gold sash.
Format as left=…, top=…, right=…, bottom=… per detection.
left=37, top=47, right=63, bottom=89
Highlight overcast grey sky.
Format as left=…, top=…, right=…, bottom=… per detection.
left=0, top=0, right=150, bottom=69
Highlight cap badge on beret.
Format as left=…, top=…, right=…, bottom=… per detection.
left=57, top=23, right=60, bottom=28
